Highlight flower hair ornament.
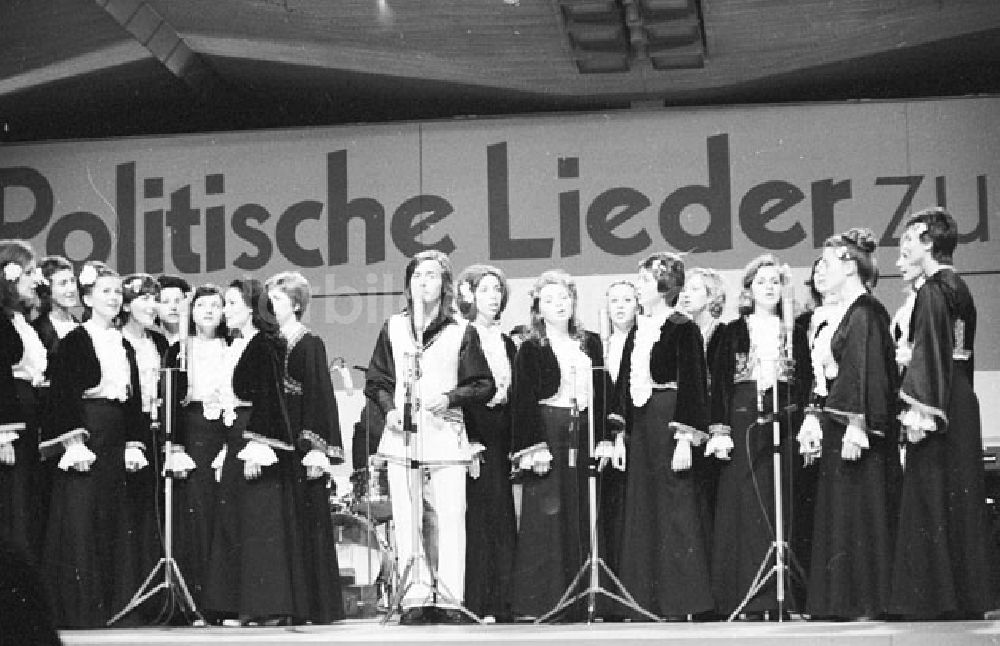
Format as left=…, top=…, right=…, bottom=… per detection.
left=3, top=263, right=23, bottom=282
left=78, top=264, right=98, bottom=286
left=458, top=280, right=475, bottom=305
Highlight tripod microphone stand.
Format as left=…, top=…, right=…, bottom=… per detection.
left=380, top=314, right=480, bottom=625
left=109, top=337, right=203, bottom=626
left=536, top=363, right=661, bottom=624
left=727, top=357, right=805, bottom=623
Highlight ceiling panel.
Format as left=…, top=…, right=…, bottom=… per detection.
left=1, top=0, right=998, bottom=142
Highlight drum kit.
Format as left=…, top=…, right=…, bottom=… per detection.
left=331, top=459, right=396, bottom=615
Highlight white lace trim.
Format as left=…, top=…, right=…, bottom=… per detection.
left=83, top=321, right=130, bottom=402
left=123, top=331, right=161, bottom=413
left=629, top=310, right=669, bottom=408
left=11, top=312, right=47, bottom=386
left=539, top=335, right=592, bottom=409
left=748, top=314, right=782, bottom=391
left=808, top=304, right=846, bottom=397
left=474, top=322, right=511, bottom=407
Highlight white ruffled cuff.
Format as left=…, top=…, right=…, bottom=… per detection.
left=670, top=421, right=708, bottom=447
left=0, top=431, right=18, bottom=444
left=843, top=422, right=869, bottom=450
left=516, top=445, right=553, bottom=471
left=594, top=440, right=614, bottom=459
left=796, top=412, right=823, bottom=458
left=302, top=449, right=332, bottom=474
left=468, top=442, right=487, bottom=456
left=898, top=408, right=937, bottom=434
left=704, top=434, right=734, bottom=459
left=237, top=441, right=279, bottom=467
left=125, top=446, right=149, bottom=470
left=169, top=450, right=197, bottom=472
left=708, top=423, right=731, bottom=437
left=58, top=443, right=97, bottom=471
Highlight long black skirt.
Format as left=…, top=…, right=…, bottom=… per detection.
left=173, top=403, right=226, bottom=609
left=294, top=472, right=344, bottom=623
left=890, top=366, right=992, bottom=618
left=465, top=403, right=516, bottom=619
left=0, top=381, right=43, bottom=560
left=619, top=389, right=714, bottom=619
left=711, top=382, right=794, bottom=615
left=44, top=399, right=136, bottom=628
left=204, top=409, right=309, bottom=621
left=598, top=462, right=627, bottom=581
left=806, top=415, right=896, bottom=618
left=124, top=412, right=161, bottom=617
left=511, top=405, right=588, bottom=621
left=284, top=388, right=344, bottom=624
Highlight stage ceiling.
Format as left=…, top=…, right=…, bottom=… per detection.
left=1, top=0, right=1000, bottom=142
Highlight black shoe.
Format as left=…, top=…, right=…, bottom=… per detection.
left=400, top=607, right=432, bottom=625
left=438, top=608, right=477, bottom=624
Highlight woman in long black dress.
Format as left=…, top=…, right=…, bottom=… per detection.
left=266, top=270, right=345, bottom=624
left=455, top=263, right=517, bottom=622
left=804, top=229, right=899, bottom=620
left=41, top=260, right=147, bottom=627
left=204, top=278, right=308, bottom=625
left=119, top=273, right=170, bottom=605
left=0, top=240, right=46, bottom=560
left=600, top=280, right=639, bottom=594
left=510, top=270, right=611, bottom=622
left=678, top=267, right=727, bottom=551
left=787, top=258, right=827, bottom=602
left=708, top=253, right=796, bottom=618
left=616, top=253, right=713, bottom=620
left=30, top=255, right=79, bottom=563
left=171, top=284, right=227, bottom=613
left=890, top=207, right=991, bottom=619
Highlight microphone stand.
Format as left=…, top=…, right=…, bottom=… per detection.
left=380, top=307, right=481, bottom=625
left=727, top=319, right=805, bottom=622
left=109, top=334, right=203, bottom=626
left=537, top=355, right=661, bottom=624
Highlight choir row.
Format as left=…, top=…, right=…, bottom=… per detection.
left=357, top=205, right=991, bottom=623
left=0, top=259, right=345, bottom=628
left=0, top=204, right=990, bottom=629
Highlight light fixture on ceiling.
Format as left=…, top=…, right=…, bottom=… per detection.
left=558, top=0, right=706, bottom=73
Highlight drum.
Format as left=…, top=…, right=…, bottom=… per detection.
left=332, top=511, right=392, bottom=587
left=350, top=463, right=392, bottom=523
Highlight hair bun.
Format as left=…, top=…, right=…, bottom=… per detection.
left=843, top=228, right=877, bottom=254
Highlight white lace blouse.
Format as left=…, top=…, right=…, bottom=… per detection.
left=474, top=322, right=512, bottom=407
left=83, top=321, right=130, bottom=402
left=11, top=312, right=47, bottom=386
left=539, top=334, right=592, bottom=410
left=122, top=329, right=161, bottom=413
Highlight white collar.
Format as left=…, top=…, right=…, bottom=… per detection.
left=280, top=319, right=305, bottom=339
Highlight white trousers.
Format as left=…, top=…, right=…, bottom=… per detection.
left=387, top=460, right=467, bottom=608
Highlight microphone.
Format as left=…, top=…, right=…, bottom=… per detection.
left=568, top=366, right=579, bottom=468
left=780, top=263, right=795, bottom=361
left=756, top=384, right=767, bottom=425
left=412, top=299, right=425, bottom=346
left=599, top=307, right=610, bottom=364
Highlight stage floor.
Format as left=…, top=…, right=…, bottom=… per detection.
left=59, top=618, right=1000, bottom=646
